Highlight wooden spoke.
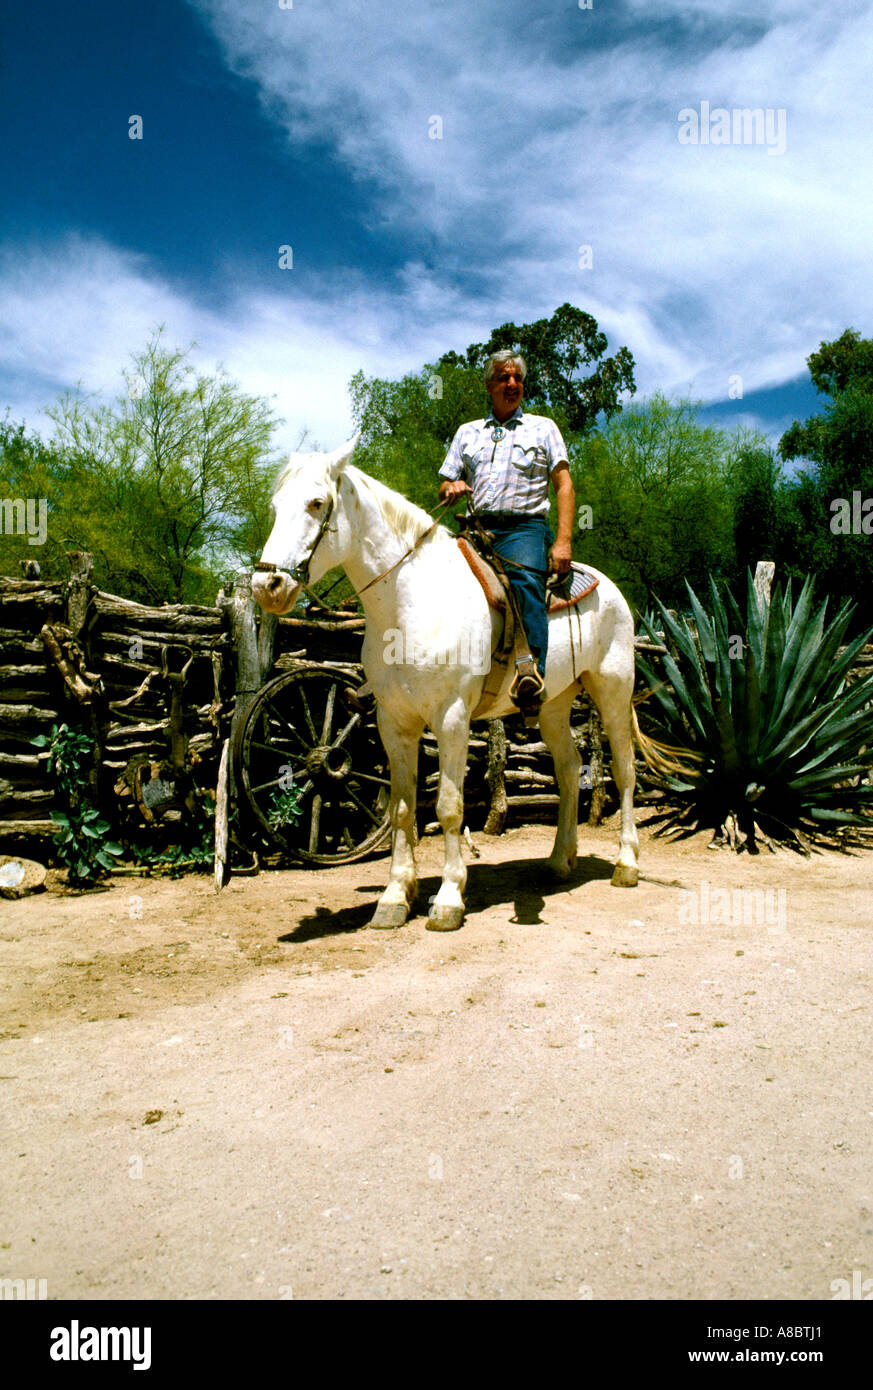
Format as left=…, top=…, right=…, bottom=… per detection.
left=343, top=782, right=384, bottom=826
left=328, top=711, right=361, bottom=750
left=297, top=686, right=319, bottom=742
left=264, top=698, right=310, bottom=750
left=348, top=770, right=390, bottom=787
left=320, top=682, right=336, bottom=744
left=249, top=774, right=295, bottom=796
left=308, top=793, right=323, bottom=854
left=249, top=738, right=304, bottom=761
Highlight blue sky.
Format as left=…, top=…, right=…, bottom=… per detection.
left=2, top=0, right=872, bottom=457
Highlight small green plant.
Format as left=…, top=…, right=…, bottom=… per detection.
left=636, top=574, right=873, bottom=851
left=267, top=784, right=306, bottom=832
left=32, top=724, right=124, bottom=885
left=128, top=788, right=216, bottom=875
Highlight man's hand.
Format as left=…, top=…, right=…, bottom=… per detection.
left=439, top=479, right=471, bottom=504
left=549, top=538, right=572, bottom=577
left=550, top=461, right=575, bottom=578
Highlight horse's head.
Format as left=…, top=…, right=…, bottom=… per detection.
left=252, top=434, right=359, bottom=614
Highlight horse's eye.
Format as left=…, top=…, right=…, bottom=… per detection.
left=306, top=498, right=325, bottom=513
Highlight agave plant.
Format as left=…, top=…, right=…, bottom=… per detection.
left=635, top=574, right=873, bottom=850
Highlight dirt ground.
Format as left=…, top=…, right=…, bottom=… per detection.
left=2, top=815, right=872, bottom=1302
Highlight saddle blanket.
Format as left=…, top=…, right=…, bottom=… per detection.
left=457, top=536, right=599, bottom=613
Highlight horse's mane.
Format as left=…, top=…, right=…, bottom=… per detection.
left=345, top=465, right=436, bottom=546
left=272, top=452, right=437, bottom=548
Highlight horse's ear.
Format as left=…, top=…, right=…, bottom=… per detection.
left=326, top=433, right=360, bottom=478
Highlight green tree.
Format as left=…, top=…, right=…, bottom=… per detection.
left=349, top=358, right=484, bottom=512
left=45, top=329, right=279, bottom=602
left=573, top=394, right=733, bottom=611
left=438, top=302, right=636, bottom=436
left=723, top=433, right=791, bottom=586
left=780, top=329, right=873, bottom=627
left=0, top=417, right=72, bottom=580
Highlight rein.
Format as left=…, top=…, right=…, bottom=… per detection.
left=255, top=495, right=455, bottom=616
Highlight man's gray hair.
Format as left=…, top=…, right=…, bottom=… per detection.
left=484, top=349, right=527, bottom=385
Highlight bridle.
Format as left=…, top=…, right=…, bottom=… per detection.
left=253, top=482, right=454, bottom=614
left=253, top=495, right=336, bottom=589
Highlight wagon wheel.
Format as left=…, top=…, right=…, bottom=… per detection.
left=233, top=665, right=391, bottom=864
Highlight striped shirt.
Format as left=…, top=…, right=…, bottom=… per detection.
left=439, top=407, right=568, bottom=517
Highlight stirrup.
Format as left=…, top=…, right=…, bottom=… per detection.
left=509, top=655, right=545, bottom=709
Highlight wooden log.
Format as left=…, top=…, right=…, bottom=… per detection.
left=0, top=751, right=49, bottom=772
left=278, top=615, right=365, bottom=632
left=273, top=654, right=362, bottom=676
left=90, top=595, right=224, bottom=631
left=213, top=739, right=230, bottom=893
left=482, top=718, right=507, bottom=835
left=103, top=720, right=169, bottom=741
left=0, top=818, right=57, bottom=837
left=504, top=768, right=556, bottom=787
left=0, top=634, right=45, bottom=657
left=96, top=630, right=228, bottom=655
left=0, top=577, right=56, bottom=593
left=0, top=786, right=53, bottom=807
left=0, top=590, right=65, bottom=611
left=65, top=551, right=94, bottom=636
left=257, top=611, right=278, bottom=683
left=0, top=687, right=52, bottom=704
left=0, top=664, right=47, bottom=681
left=753, top=560, right=776, bottom=609
left=506, top=739, right=549, bottom=756
left=40, top=623, right=96, bottom=703
left=0, top=703, right=59, bottom=726
left=220, top=571, right=263, bottom=801
left=587, top=707, right=606, bottom=826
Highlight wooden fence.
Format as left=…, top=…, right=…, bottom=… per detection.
left=0, top=555, right=618, bottom=858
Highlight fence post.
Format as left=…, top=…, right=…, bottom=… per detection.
left=483, top=718, right=508, bottom=834
left=753, top=560, right=775, bottom=609
left=220, top=569, right=263, bottom=800
left=587, top=703, right=606, bottom=826
left=65, top=551, right=94, bottom=637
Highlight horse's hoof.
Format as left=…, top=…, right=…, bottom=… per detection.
left=426, top=905, right=465, bottom=932
left=611, top=864, right=639, bottom=887
left=548, top=856, right=577, bottom=882
left=370, top=901, right=410, bottom=928
left=547, top=856, right=575, bottom=878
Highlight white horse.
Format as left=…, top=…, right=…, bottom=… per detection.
left=253, top=437, right=640, bottom=931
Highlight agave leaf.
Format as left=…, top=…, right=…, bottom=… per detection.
left=744, top=570, right=765, bottom=675
left=789, top=762, right=872, bottom=791
left=761, top=605, right=854, bottom=759
left=685, top=582, right=716, bottom=664
left=807, top=806, right=873, bottom=824
left=635, top=657, right=684, bottom=725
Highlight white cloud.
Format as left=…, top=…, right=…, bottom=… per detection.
left=4, top=0, right=873, bottom=457
left=0, top=236, right=493, bottom=455
left=186, top=0, right=873, bottom=401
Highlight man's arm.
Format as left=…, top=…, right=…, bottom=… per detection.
left=550, top=461, right=575, bottom=576
left=438, top=426, right=471, bottom=504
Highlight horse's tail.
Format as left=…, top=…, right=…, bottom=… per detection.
left=631, top=700, right=703, bottom=781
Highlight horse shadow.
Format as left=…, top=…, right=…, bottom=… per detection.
left=279, top=852, right=615, bottom=943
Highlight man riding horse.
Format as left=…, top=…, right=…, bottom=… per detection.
left=437, top=350, right=575, bottom=718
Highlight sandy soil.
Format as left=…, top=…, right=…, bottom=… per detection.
left=1, top=816, right=872, bottom=1301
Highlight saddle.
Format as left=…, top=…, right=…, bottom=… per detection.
left=456, top=518, right=599, bottom=720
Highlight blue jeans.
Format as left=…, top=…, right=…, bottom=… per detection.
left=479, top=514, right=552, bottom=678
